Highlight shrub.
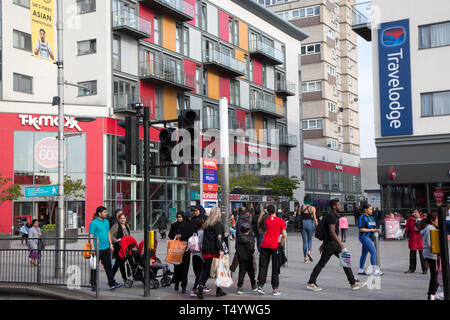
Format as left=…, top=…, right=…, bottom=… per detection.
left=41, top=224, right=56, bottom=231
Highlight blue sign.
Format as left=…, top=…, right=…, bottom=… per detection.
left=25, top=185, right=58, bottom=198
left=203, top=201, right=218, bottom=209
left=190, top=191, right=200, bottom=201
left=378, top=19, right=413, bottom=137
left=202, top=168, right=218, bottom=185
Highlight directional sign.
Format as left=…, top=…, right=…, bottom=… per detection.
left=25, top=185, right=58, bottom=198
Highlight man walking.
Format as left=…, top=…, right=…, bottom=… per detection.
left=89, top=206, right=123, bottom=291
left=307, top=199, right=366, bottom=292
left=256, top=204, right=287, bottom=296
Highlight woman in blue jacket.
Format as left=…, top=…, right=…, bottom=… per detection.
left=358, top=204, right=383, bottom=276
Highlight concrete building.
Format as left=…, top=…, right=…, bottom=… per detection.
left=361, top=157, right=381, bottom=209
left=353, top=0, right=450, bottom=214
left=0, top=0, right=308, bottom=234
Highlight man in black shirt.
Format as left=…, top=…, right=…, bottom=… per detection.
left=306, top=199, right=366, bottom=292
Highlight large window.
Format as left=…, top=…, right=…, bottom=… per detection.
left=419, top=21, right=450, bottom=49
left=77, top=80, right=97, bottom=96
left=228, top=18, right=239, bottom=46
left=13, top=30, right=32, bottom=52
left=78, top=39, right=97, bottom=56
left=422, top=90, right=450, bottom=117
left=202, top=68, right=208, bottom=96
left=302, top=81, right=322, bottom=93
left=154, top=15, right=161, bottom=46
left=113, top=79, right=138, bottom=110
left=301, top=43, right=320, bottom=55
left=77, top=0, right=96, bottom=14
left=230, top=80, right=240, bottom=106
left=303, top=119, right=323, bottom=130
left=176, top=25, right=189, bottom=55
left=13, top=73, right=32, bottom=94
left=154, top=88, right=163, bottom=120
left=113, top=36, right=120, bottom=70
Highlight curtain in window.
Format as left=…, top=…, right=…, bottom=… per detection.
left=419, top=26, right=429, bottom=49
left=421, top=93, right=432, bottom=116
left=430, top=22, right=450, bottom=48
left=432, top=91, right=450, bottom=116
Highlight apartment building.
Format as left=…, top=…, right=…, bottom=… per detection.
left=0, top=0, right=307, bottom=234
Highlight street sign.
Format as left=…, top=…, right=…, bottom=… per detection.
left=25, top=185, right=58, bottom=198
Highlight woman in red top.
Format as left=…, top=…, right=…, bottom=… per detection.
left=404, top=209, right=427, bottom=274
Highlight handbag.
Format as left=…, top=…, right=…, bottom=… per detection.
left=215, top=257, right=233, bottom=288
left=210, top=254, right=230, bottom=278
left=166, top=240, right=187, bottom=265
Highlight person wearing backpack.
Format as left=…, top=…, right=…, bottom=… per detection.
left=307, top=199, right=366, bottom=292
left=19, top=218, right=29, bottom=246
left=236, top=223, right=257, bottom=294
left=256, top=205, right=269, bottom=252
left=299, top=195, right=318, bottom=264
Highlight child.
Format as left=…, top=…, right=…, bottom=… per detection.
left=235, top=223, right=257, bottom=294
left=339, top=214, right=349, bottom=242
left=19, top=219, right=29, bottom=246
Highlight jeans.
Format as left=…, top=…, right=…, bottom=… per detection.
left=300, top=219, right=314, bottom=258
left=359, top=236, right=377, bottom=269
left=257, top=247, right=279, bottom=289
left=90, top=249, right=116, bottom=288
left=257, top=234, right=264, bottom=252
left=409, top=249, right=426, bottom=272
left=172, top=251, right=191, bottom=289
left=308, top=241, right=356, bottom=285
left=192, top=255, right=204, bottom=290
left=341, top=229, right=347, bottom=241
left=426, top=258, right=439, bottom=297
left=238, top=259, right=256, bottom=288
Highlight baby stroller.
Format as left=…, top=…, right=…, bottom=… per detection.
left=118, top=236, right=145, bottom=288
left=138, top=240, right=173, bottom=289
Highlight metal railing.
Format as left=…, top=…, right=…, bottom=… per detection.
left=0, top=237, right=99, bottom=297
left=113, top=94, right=153, bottom=112
left=276, top=80, right=296, bottom=94
left=154, top=0, right=194, bottom=18
left=280, top=134, right=297, bottom=146
left=250, top=97, right=284, bottom=117
left=352, top=1, right=371, bottom=27
left=112, top=10, right=151, bottom=35
left=203, top=49, right=246, bottom=74
left=140, top=60, right=195, bottom=89
left=249, top=39, right=284, bottom=63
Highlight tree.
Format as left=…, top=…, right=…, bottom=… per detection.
left=266, top=176, right=301, bottom=207
left=0, top=174, right=22, bottom=205
left=230, top=173, right=259, bottom=196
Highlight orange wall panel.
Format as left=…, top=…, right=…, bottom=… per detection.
left=164, top=88, right=178, bottom=120
left=235, top=48, right=245, bottom=62
left=239, top=21, right=249, bottom=52
left=162, top=16, right=176, bottom=52
left=253, top=114, right=263, bottom=142
left=208, top=69, right=220, bottom=101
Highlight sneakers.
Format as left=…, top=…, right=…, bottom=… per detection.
left=216, top=288, right=227, bottom=297
left=252, top=284, right=258, bottom=292
left=304, top=258, right=308, bottom=264
left=306, top=283, right=322, bottom=292
left=358, top=270, right=369, bottom=275
left=203, top=287, right=211, bottom=293
left=372, top=270, right=384, bottom=276
left=190, top=290, right=196, bottom=297
left=195, top=287, right=204, bottom=299
left=307, top=251, right=314, bottom=262
left=351, top=281, right=367, bottom=290
left=109, top=281, right=123, bottom=290
left=237, top=287, right=244, bottom=295
left=272, top=288, right=281, bottom=296
left=436, top=292, right=444, bottom=300
left=256, top=286, right=265, bottom=295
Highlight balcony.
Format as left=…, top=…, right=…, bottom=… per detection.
left=250, top=98, right=284, bottom=119
left=140, top=60, right=195, bottom=91
left=203, top=49, right=246, bottom=77
left=112, top=10, right=151, bottom=39
left=113, top=94, right=153, bottom=115
left=249, top=40, right=284, bottom=65
left=139, top=0, right=194, bottom=22
left=275, top=80, right=296, bottom=97
left=352, top=1, right=371, bottom=41
left=279, top=134, right=297, bottom=148
left=229, top=121, right=246, bottom=131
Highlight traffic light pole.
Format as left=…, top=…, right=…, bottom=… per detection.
left=143, top=107, right=151, bottom=297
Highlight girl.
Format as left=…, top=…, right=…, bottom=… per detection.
left=420, top=212, right=439, bottom=300
left=358, top=204, right=383, bottom=276
left=339, top=214, right=349, bottom=242
left=299, top=195, right=318, bottom=263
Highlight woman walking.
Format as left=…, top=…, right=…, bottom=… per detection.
left=195, top=207, right=227, bottom=299
left=420, top=212, right=439, bottom=300
left=358, top=204, right=383, bottom=276
left=111, top=213, right=131, bottom=282
left=158, top=213, right=168, bottom=239
left=27, top=219, right=42, bottom=267
left=299, top=195, right=318, bottom=263
left=169, top=211, right=194, bottom=294
left=404, top=209, right=427, bottom=274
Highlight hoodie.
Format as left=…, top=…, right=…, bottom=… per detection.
left=190, top=205, right=207, bottom=231
left=420, top=224, right=437, bottom=260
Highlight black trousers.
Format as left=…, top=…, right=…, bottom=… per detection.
left=90, top=249, right=115, bottom=287
left=112, top=256, right=127, bottom=281
left=341, top=229, right=347, bottom=241
left=238, top=259, right=256, bottom=288
left=172, top=251, right=191, bottom=289
left=192, top=255, right=204, bottom=290
left=199, top=257, right=213, bottom=288
left=257, top=247, right=279, bottom=289
left=409, top=250, right=427, bottom=272
left=308, top=241, right=356, bottom=286
left=426, top=258, right=439, bottom=297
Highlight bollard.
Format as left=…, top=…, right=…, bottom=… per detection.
left=375, top=231, right=381, bottom=269
left=149, top=230, right=155, bottom=250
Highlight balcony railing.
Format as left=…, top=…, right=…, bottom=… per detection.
left=352, top=2, right=371, bottom=41
left=203, top=49, right=246, bottom=77
left=249, top=39, right=284, bottom=65
left=113, top=94, right=153, bottom=114
left=275, top=80, right=296, bottom=96
left=203, top=115, right=219, bottom=130
left=250, top=97, right=284, bottom=118
left=279, top=134, right=297, bottom=147
left=112, top=10, right=151, bottom=39
left=140, top=60, right=195, bottom=91
left=139, top=0, right=194, bottom=21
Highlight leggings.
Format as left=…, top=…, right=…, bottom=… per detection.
left=426, top=258, right=439, bottom=297
left=301, top=220, right=314, bottom=258
left=359, top=236, right=377, bottom=269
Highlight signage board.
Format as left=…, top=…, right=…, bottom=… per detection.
left=25, top=185, right=58, bottom=197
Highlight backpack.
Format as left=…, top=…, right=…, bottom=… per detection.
left=82, top=242, right=92, bottom=259
left=315, top=214, right=328, bottom=241
left=187, top=233, right=201, bottom=253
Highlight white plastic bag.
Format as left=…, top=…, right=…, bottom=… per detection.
left=89, top=255, right=97, bottom=270
left=339, top=249, right=352, bottom=268
left=187, top=233, right=200, bottom=253
left=215, top=257, right=233, bottom=288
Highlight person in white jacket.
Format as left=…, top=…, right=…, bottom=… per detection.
left=420, top=212, right=439, bottom=300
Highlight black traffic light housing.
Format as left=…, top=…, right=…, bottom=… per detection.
left=118, top=116, right=139, bottom=165
left=178, top=109, right=200, bottom=164
left=159, top=128, right=177, bottom=163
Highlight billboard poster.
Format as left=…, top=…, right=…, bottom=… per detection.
left=200, top=158, right=218, bottom=210
left=31, top=0, right=56, bottom=61
left=385, top=218, right=402, bottom=239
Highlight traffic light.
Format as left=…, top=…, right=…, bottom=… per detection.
left=159, top=127, right=177, bottom=162
left=178, top=109, right=200, bottom=164
left=118, top=116, right=138, bottom=165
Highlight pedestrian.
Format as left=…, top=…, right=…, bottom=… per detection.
left=110, top=213, right=131, bottom=283
left=190, top=205, right=207, bottom=230
left=256, top=204, right=287, bottom=296
left=38, top=215, right=48, bottom=228
left=190, top=217, right=208, bottom=297
left=89, top=206, right=123, bottom=291
left=158, top=212, right=168, bottom=239
left=236, top=222, right=257, bottom=294
left=299, top=195, right=318, bottom=263
left=256, top=205, right=269, bottom=252
left=252, top=208, right=261, bottom=249
left=169, top=211, right=194, bottom=294
left=404, top=209, right=427, bottom=274
left=374, top=208, right=383, bottom=229
left=195, top=207, right=227, bottom=299
left=420, top=212, right=439, bottom=300
left=229, top=214, right=236, bottom=240
left=236, top=207, right=252, bottom=240
left=19, top=218, right=29, bottom=246
left=353, top=206, right=361, bottom=227
left=108, top=209, right=123, bottom=229
left=357, top=204, right=383, bottom=276
left=339, top=214, right=349, bottom=243
left=27, top=219, right=41, bottom=267
left=307, top=199, right=367, bottom=292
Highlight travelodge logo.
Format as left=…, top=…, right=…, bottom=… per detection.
left=19, top=115, right=82, bottom=132
left=382, top=27, right=405, bottom=47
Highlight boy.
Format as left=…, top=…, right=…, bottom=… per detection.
left=236, top=223, right=257, bottom=294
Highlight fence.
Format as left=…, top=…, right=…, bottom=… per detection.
left=0, top=237, right=99, bottom=298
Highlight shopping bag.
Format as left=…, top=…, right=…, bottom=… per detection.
left=82, top=242, right=92, bottom=259
left=339, top=249, right=352, bottom=268
left=437, top=256, right=443, bottom=287
left=215, top=257, right=233, bottom=288
left=89, top=255, right=97, bottom=270
left=210, top=255, right=230, bottom=278
left=187, top=234, right=200, bottom=253
left=166, top=240, right=187, bottom=265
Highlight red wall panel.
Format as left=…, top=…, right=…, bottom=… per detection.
left=140, top=81, right=157, bottom=119
left=139, top=4, right=155, bottom=44
left=185, top=0, right=195, bottom=26
left=219, top=75, right=230, bottom=101
left=253, top=59, right=263, bottom=86
left=219, top=10, right=229, bottom=42
left=235, top=109, right=246, bottom=123
left=184, top=59, right=199, bottom=94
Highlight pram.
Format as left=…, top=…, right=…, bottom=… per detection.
left=138, top=239, right=173, bottom=289
left=118, top=236, right=144, bottom=288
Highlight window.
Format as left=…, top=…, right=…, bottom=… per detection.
left=202, top=68, right=208, bottom=96
left=296, top=5, right=320, bottom=19
left=419, top=22, right=450, bottom=49
left=113, top=80, right=137, bottom=109
left=347, top=25, right=351, bottom=35
left=77, top=0, right=96, bottom=14
left=329, top=139, right=338, bottom=150
left=230, top=80, right=240, bottom=106
left=301, top=43, right=320, bottom=55
left=77, top=39, right=96, bottom=55
left=78, top=80, right=97, bottom=96
left=303, top=119, right=323, bottom=130
left=422, top=91, right=450, bottom=117
left=203, top=105, right=218, bottom=129
left=348, top=58, right=353, bottom=69
left=262, top=64, right=267, bottom=87
left=346, top=7, right=351, bottom=18
left=350, top=144, right=354, bottom=154
left=154, top=16, right=161, bottom=46
left=113, top=36, right=120, bottom=70
left=176, top=25, right=181, bottom=54
left=277, top=11, right=290, bottom=22
left=249, top=58, right=254, bottom=82
left=201, top=3, right=207, bottom=31
left=338, top=126, right=342, bottom=136
left=196, top=67, right=201, bottom=94
left=154, top=88, right=163, bottom=120
left=350, top=127, right=354, bottom=138
left=13, top=0, right=29, bottom=8
left=327, top=64, right=335, bottom=76
left=328, top=101, right=337, bottom=113
left=302, top=81, right=322, bottom=93
left=349, top=109, right=353, bottom=120
left=326, top=27, right=334, bottom=40
left=183, top=27, right=189, bottom=56
left=229, top=18, right=239, bottom=45
left=195, top=0, right=200, bottom=28
left=339, top=143, right=343, bottom=152
left=13, top=30, right=32, bottom=52
left=13, top=73, right=32, bottom=94
left=176, top=25, right=189, bottom=55
left=348, top=77, right=352, bottom=87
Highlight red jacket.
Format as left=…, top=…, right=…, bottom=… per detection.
left=405, top=216, right=424, bottom=251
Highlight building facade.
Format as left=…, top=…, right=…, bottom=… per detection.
left=0, top=0, right=307, bottom=234
left=353, top=0, right=450, bottom=215
left=361, top=157, right=381, bottom=209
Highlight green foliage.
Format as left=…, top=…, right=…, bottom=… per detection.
left=41, top=224, right=56, bottom=231
left=230, top=173, right=259, bottom=196
left=0, top=174, right=23, bottom=205
left=266, top=176, right=301, bottom=204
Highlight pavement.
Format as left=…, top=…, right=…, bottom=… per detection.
left=1, top=226, right=444, bottom=300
